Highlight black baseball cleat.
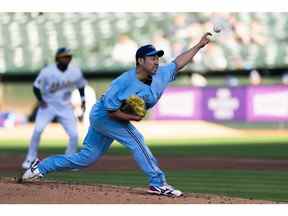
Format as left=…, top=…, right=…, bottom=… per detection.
left=147, top=184, right=183, bottom=197
left=22, top=158, right=43, bottom=181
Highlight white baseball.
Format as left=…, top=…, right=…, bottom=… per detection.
left=213, top=24, right=222, bottom=33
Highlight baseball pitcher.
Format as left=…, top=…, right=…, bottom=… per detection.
left=22, top=48, right=87, bottom=169
left=22, top=33, right=211, bottom=197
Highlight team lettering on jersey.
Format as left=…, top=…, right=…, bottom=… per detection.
left=49, top=80, right=75, bottom=93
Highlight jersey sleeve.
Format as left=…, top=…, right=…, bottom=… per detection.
left=158, top=62, right=177, bottom=83
left=33, top=68, right=46, bottom=90
left=103, top=81, right=123, bottom=111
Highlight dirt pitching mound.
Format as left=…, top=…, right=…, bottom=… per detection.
left=0, top=178, right=274, bottom=204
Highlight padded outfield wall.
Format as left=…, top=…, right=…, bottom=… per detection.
left=1, top=79, right=288, bottom=123
left=151, top=85, right=288, bottom=122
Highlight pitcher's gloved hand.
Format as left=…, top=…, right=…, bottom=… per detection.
left=120, top=95, right=146, bottom=118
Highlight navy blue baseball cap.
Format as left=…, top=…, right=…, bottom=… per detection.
left=135, top=44, right=164, bottom=60
left=55, top=47, right=72, bottom=58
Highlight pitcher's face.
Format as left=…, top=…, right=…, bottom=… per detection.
left=142, top=56, right=159, bottom=74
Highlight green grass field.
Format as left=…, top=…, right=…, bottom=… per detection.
left=1, top=136, right=288, bottom=158
left=1, top=136, right=288, bottom=202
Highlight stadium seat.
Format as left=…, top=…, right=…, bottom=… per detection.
left=0, top=12, right=288, bottom=73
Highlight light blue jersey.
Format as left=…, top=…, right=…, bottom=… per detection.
left=96, top=62, right=176, bottom=114
left=38, top=62, right=177, bottom=187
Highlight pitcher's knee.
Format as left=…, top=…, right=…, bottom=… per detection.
left=76, top=149, right=98, bottom=167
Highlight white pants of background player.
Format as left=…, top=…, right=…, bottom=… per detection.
left=22, top=105, right=79, bottom=169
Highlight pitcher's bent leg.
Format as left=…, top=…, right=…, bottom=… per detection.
left=126, top=125, right=166, bottom=187
left=37, top=126, right=113, bottom=175
left=101, top=122, right=166, bottom=187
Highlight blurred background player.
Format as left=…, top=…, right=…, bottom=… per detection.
left=21, top=47, right=87, bottom=169
left=71, top=84, right=97, bottom=128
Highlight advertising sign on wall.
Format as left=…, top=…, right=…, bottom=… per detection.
left=151, top=87, right=201, bottom=120
left=247, top=86, right=288, bottom=121
left=151, top=85, right=288, bottom=122
left=202, top=87, right=246, bottom=121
